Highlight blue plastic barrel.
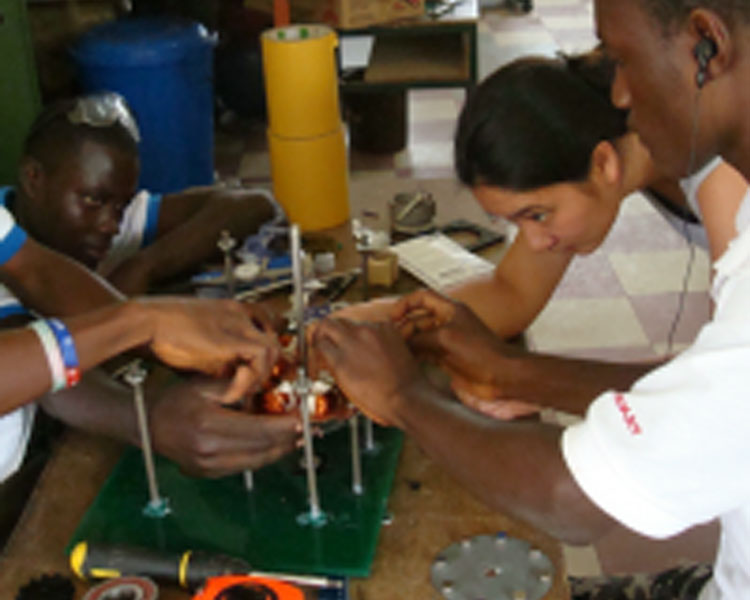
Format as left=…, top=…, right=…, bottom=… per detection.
left=72, top=18, right=216, bottom=194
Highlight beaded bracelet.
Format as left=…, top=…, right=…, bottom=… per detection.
left=28, top=320, right=67, bottom=393
left=47, top=318, right=81, bottom=388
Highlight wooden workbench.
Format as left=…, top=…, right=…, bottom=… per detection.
left=0, top=431, right=569, bottom=599
left=0, top=177, right=569, bottom=599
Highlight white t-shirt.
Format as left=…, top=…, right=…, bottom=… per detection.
left=0, top=187, right=160, bottom=483
left=0, top=204, right=34, bottom=482
left=647, top=156, right=715, bottom=249
left=652, top=156, right=750, bottom=248
left=563, top=222, right=750, bottom=600
left=0, top=204, right=27, bottom=267
left=96, top=189, right=162, bottom=277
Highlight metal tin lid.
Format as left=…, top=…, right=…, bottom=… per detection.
left=72, top=17, right=216, bottom=67
left=431, top=532, right=554, bottom=600
left=82, top=576, right=158, bottom=600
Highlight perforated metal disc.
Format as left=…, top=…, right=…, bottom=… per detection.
left=430, top=533, right=553, bottom=600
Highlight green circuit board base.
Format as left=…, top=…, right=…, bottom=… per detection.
left=68, top=423, right=402, bottom=577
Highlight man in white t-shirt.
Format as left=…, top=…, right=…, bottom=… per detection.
left=309, top=2, right=750, bottom=599
left=0, top=96, right=295, bottom=544
left=0, top=204, right=297, bottom=547
left=0, top=92, right=290, bottom=480
left=0, top=203, right=129, bottom=490
left=0, top=212, right=297, bottom=544
left=0, top=206, right=43, bottom=481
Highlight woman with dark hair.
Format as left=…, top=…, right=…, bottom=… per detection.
left=341, top=50, right=746, bottom=343
left=451, top=49, right=746, bottom=338
left=334, top=50, right=747, bottom=418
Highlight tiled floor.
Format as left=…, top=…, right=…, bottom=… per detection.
left=216, top=0, right=719, bottom=582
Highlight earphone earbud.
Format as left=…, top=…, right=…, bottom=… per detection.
left=694, top=36, right=718, bottom=88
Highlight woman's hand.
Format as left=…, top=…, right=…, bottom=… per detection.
left=450, top=373, right=540, bottom=420
left=391, top=289, right=520, bottom=391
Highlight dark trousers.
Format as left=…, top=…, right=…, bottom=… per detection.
left=570, top=564, right=713, bottom=600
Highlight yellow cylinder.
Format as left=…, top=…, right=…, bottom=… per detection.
left=269, top=126, right=350, bottom=231
left=262, top=24, right=341, bottom=139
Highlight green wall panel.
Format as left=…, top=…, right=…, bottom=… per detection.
left=0, top=0, right=41, bottom=185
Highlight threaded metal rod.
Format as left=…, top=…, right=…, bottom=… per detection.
left=124, top=362, right=165, bottom=513
left=350, top=412, right=363, bottom=495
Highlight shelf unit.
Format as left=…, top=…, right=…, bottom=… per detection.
left=338, top=0, right=478, bottom=93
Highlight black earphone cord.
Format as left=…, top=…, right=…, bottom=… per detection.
left=665, top=84, right=704, bottom=355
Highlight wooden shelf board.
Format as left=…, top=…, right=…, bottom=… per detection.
left=364, top=32, right=469, bottom=83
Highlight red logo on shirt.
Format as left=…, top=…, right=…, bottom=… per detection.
left=614, top=393, right=642, bottom=435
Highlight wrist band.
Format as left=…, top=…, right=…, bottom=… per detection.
left=28, top=320, right=67, bottom=393
left=47, top=318, right=81, bottom=387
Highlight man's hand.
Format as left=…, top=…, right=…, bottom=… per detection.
left=311, top=319, right=426, bottom=427
left=138, top=298, right=281, bottom=400
left=149, top=377, right=300, bottom=478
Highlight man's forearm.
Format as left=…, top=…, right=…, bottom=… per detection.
left=40, top=369, right=141, bottom=447
left=499, top=352, right=660, bottom=415
left=394, top=383, right=615, bottom=544
left=111, top=194, right=275, bottom=294
left=0, top=301, right=154, bottom=414
left=67, top=301, right=155, bottom=369
left=41, top=365, right=174, bottom=448
left=0, top=237, right=123, bottom=315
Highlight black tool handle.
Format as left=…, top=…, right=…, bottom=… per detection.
left=70, top=541, right=251, bottom=589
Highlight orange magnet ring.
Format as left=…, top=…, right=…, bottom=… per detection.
left=193, top=575, right=305, bottom=600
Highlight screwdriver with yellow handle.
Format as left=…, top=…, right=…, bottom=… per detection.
left=70, top=541, right=344, bottom=590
